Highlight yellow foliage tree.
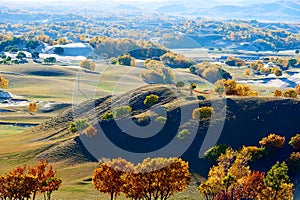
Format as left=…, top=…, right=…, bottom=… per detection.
left=0, top=74, right=9, bottom=89
left=27, top=102, right=38, bottom=114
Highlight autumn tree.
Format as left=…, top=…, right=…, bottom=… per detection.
left=192, top=107, right=214, bottom=120
left=190, top=83, right=197, bottom=96
left=27, top=102, right=38, bottom=114
left=274, top=89, right=282, bottom=97
left=0, top=74, right=9, bottom=89
left=28, top=160, right=62, bottom=200
left=123, top=157, right=190, bottom=200
left=259, top=133, right=285, bottom=150
left=242, top=171, right=266, bottom=199
left=283, top=89, right=297, bottom=98
left=264, top=162, right=293, bottom=200
left=80, top=59, right=95, bottom=71
left=92, top=158, right=135, bottom=200
left=214, top=81, right=225, bottom=97
left=272, top=67, right=283, bottom=77
left=198, top=149, right=251, bottom=200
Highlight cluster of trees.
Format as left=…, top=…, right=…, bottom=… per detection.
left=69, top=118, right=97, bottom=137
left=141, top=60, right=175, bottom=84
left=199, top=133, right=298, bottom=200
left=110, top=54, right=136, bottom=66
left=43, top=57, right=56, bottom=64
left=101, top=105, right=133, bottom=121
left=160, top=52, right=192, bottom=68
left=214, top=79, right=259, bottom=97
left=274, top=84, right=300, bottom=98
left=0, top=160, right=61, bottom=200
left=92, top=157, right=190, bottom=200
left=89, top=36, right=164, bottom=58
left=190, top=62, right=232, bottom=83
left=225, top=57, right=246, bottom=67
left=80, top=59, right=95, bottom=71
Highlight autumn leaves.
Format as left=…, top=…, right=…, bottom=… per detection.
left=92, top=157, right=190, bottom=200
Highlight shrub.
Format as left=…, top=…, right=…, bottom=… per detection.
left=192, top=107, right=214, bottom=120
left=259, top=133, right=285, bottom=149
left=289, top=134, right=300, bottom=150
left=274, top=90, right=282, bottom=97
left=177, top=129, right=191, bottom=140
left=175, top=81, right=185, bottom=91
left=283, top=89, right=297, bottom=98
left=144, top=94, right=159, bottom=107
left=113, top=106, right=132, bottom=119
left=101, top=111, right=114, bottom=121
left=155, top=116, right=167, bottom=124
left=44, top=57, right=56, bottom=64
left=203, top=144, right=230, bottom=161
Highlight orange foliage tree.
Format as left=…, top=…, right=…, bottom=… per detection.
left=0, top=160, right=61, bottom=200
left=27, top=102, right=38, bottom=114
left=93, top=157, right=190, bottom=200
left=92, top=158, right=135, bottom=200
left=259, top=133, right=285, bottom=149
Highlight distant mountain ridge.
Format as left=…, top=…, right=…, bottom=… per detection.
left=156, top=0, right=300, bottom=21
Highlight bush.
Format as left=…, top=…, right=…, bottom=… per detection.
left=144, top=94, right=159, bottom=107
left=203, top=144, right=230, bottom=161
left=69, top=118, right=90, bottom=134
left=283, top=89, right=297, bottom=98
left=16, top=52, right=26, bottom=59
left=192, top=106, right=214, bottom=120
left=155, top=116, right=167, bottom=124
left=289, top=134, right=300, bottom=150
left=259, top=133, right=285, bottom=149
left=113, top=106, right=132, bottom=119
left=177, top=129, right=191, bottom=140
left=101, top=111, right=114, bottom=121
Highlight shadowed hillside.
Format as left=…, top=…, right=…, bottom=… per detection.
left=27, top=86, right=300, bottom=177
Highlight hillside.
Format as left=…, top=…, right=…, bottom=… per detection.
left=21, top=85, right=300, bottom=176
